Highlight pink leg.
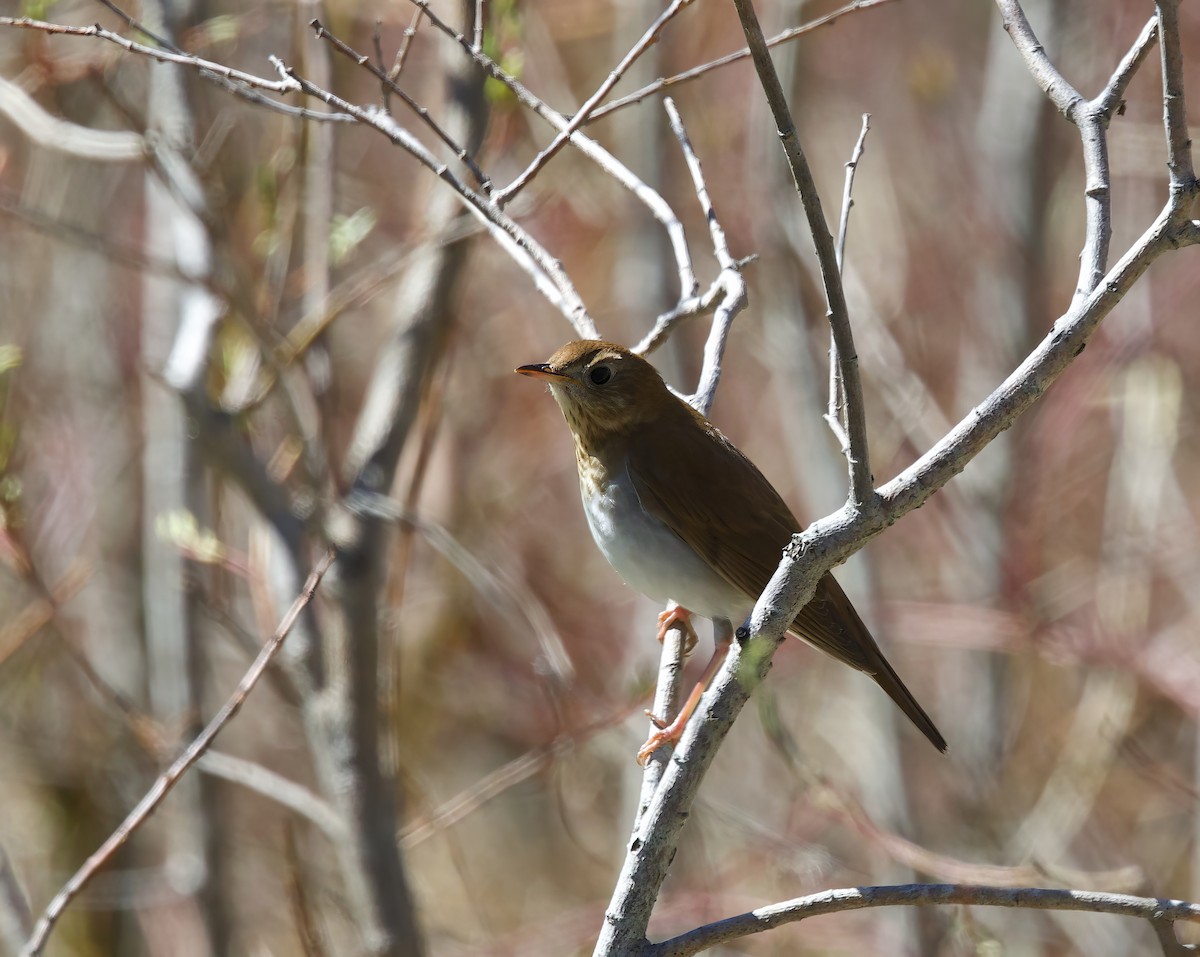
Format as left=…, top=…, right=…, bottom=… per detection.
left=637, top=635, right=732, bottom=766
left=656, top=603, right=697, bottom=654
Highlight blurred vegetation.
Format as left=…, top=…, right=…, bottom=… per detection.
left=1, top=0, right=1198, bottom=955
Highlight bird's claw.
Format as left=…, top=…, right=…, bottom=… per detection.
left=656, top=604, right=697, bottom=654
left=636, top=724, right=682, bottom=766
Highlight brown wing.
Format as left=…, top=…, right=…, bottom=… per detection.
left=627, top=402, right=947, bottom=752
left=625, top=403, right=799, bottom=605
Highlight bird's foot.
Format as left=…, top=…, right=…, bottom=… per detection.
left=635, top=636, right=733, bottom=766
left=636, top=710, right=689, bottom=766
left=656, top=603, right=697, bottom=654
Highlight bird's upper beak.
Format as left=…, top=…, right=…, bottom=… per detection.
left=516, top=363, right=570, bottom=382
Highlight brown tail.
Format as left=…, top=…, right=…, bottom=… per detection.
left=791, top=573, right=947, bottom=753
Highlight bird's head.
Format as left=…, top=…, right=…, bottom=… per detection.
left=516, top=340, right=672, bottom=446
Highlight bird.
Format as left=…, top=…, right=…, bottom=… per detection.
left=517, top=339, right=946, bottom=763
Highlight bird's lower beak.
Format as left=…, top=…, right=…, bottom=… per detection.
left=516, top=363, right=570, bottom=382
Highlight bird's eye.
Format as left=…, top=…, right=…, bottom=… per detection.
left=589, top=365, right=612, bottom=385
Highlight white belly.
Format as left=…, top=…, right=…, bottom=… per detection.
left=582, top=466, right=752, bottom=624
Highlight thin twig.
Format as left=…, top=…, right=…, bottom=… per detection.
left=1154, top=0, right=1197, bottom=191
left=3, top=17, right=294, bottom=91
left=1095, top=16, right=1159, bottom=120
left=632, top=265, right=755, bottom=358
left=197, top=750, right=344, bottom=841
left=310, top=18, right=491, bottom=189
left=268, top=55, right=596, bottom=336
left=408, top=0, right=700, bottom=311
left=732, top=0, right=873, bottom=506
left=493, top=0, right=693, bottom=206
left=0, top=14, right=351, bottom=123
left=590, top=0, right=899, bottom=122
left=472, top=0, right=484, bottom=52
left=372, top=18, right=391, bottom=112
left=835, top=114, right=870, bottom=273
left=591, top=114, right=1200, bottom=957
left=825, top=113, right=871, bottom=451
left=662, top=97, right=747, bottom=417
left=21, top=549, right=336, bottom=957
left=391, top=6, right=425, bottom=81
left=647, top=884, right=1200, bottom=957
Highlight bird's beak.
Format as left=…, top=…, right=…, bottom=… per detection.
left=516, top=363, right=570, bottom=382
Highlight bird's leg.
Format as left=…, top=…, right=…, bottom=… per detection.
left=656, top=602, right=697, bottom=655
left=637, top=623, right=733, bottom=766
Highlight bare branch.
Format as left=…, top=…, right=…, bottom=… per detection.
left=390, top=6, right=425, bottom=82
left=731, top=0, right=873, bottom=506
left=1095, top=16, right=1159, bottom=120
left=633, top=611, right=691, bottom=828
left=835, top=114, right=870, bottom=273
left=994, top=1, right=1084, bottom=117
left=1154, top=0, right=1197, bottom=192
left=590, top=0, right=899, bottom=122
left=825, top=114, right=871, bottom=452
left=473, top=0, right=485, bottom=52
left=0, top=15, right=352, bottom=123
left=662, top=98, right=748, bottom=416
left=310, top=18, right=491, bottom=189
left=407, top=0, right=700, bottom=306
left=21, top=550, right=336, bottom=957
left=493, top=0, right=692, bottom=206
left=0, top=76, right=144, bottom=159
left=648, top=884, right=1200, bottom=957
left=592, top=155, right=1200, bottom=957
left=268, top=55, right=596, bottom=337
left=197, top=751, right=344, bottom=841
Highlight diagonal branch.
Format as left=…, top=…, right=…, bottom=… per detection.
left=825, top=113, right=871, bottom=453
left=648, top=884, right=1200, bottom=957
left=1154, top=0, right=1197, bottom=194
left=731, top=0, right=873, bottom=506
left=1095, top=16, right=1159, bottom=120
left=20, top=550, right=336, bottom=957
left=493, top=0, right=692, bottom=206
left=590, top=0, right=899, bottom=122
left=310, top=18, right=491, bottom=190
left=408, top=0, right=701, bottom=312
left=592, top=157, right=1200, bottom=957
left=269, top=55, right=597, bottom=338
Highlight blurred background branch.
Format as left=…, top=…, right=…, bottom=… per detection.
left=0, top=1, right=1197, bottom=956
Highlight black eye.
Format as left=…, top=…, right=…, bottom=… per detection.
left=589, top=365, right=612, bottom=385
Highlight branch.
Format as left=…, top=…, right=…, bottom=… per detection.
left=493, top=0, right=692, bottom=206
left=825, top=114, right=871, bottom=453
left=592, top=156, right=1200, bottom=957
left=268, top=55, right=597, bottom=338
left=1095, top=16, right=1159, bottom=119
left=648, top=884, right=1200, bottom=957
left=408, top=0, right=701, bottom=314
left=0, top=76, right=143, bottom=159
left=731, top=0, right=872, bottom=506
left=196, top=750, right=344, bottom=841
left=590, top=0, right=899, bottom=122
left=310, top=18, right=491, bottom=190
left=21, top=549, right=336, bottom=957
left=0, top=15, right=352, bottom=123
left=662, top=98, right=748, bottom=417
left=994, top=0, right=1085, bottom=116
left=994, top=2, right=1163, bottom=302
left=1155, top=0, right=1197, bottom=193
